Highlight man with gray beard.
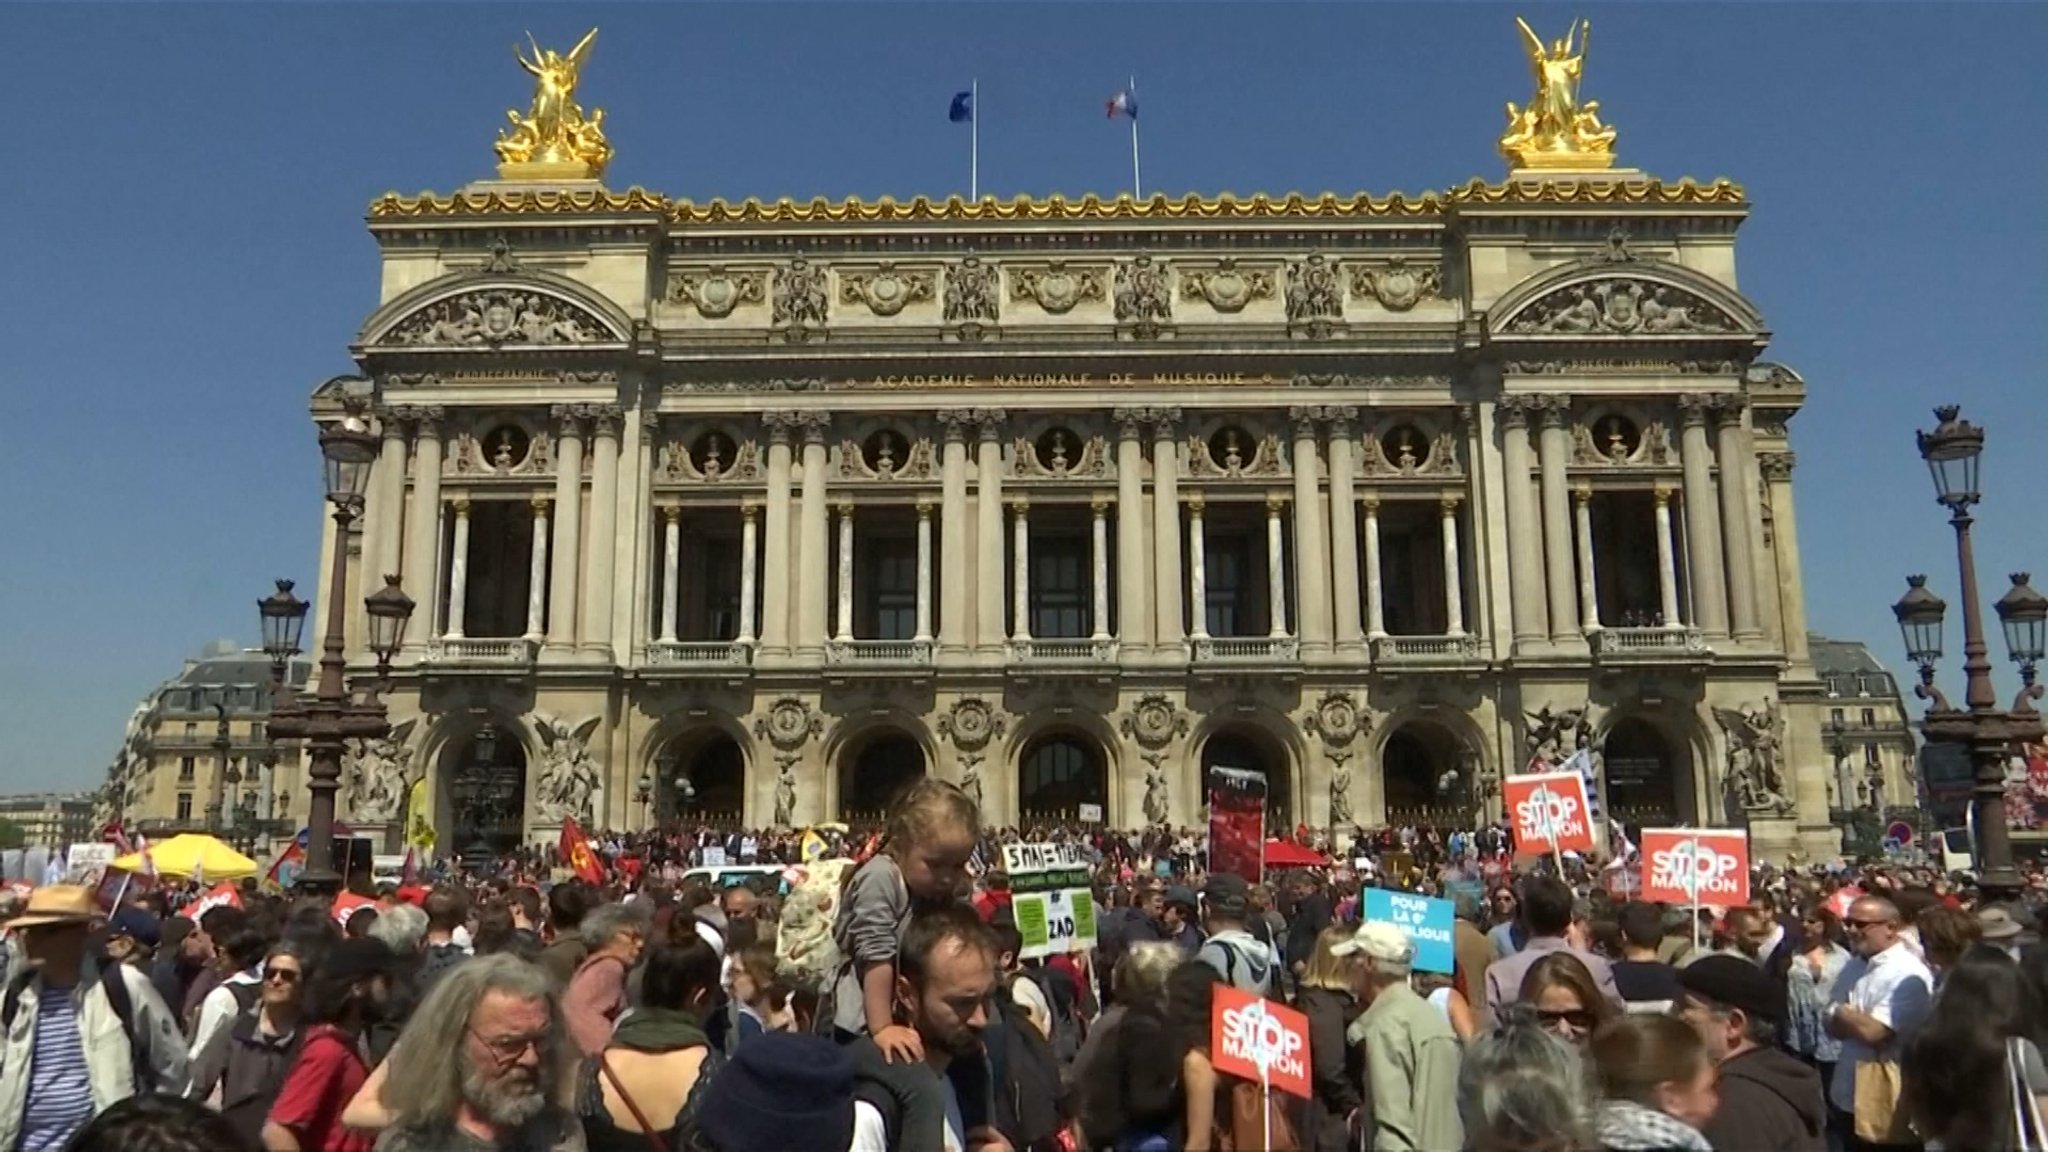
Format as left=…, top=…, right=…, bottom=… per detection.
left=371, top=955, right=585, bottom=1152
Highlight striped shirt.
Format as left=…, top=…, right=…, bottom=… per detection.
left=19, top=985, right=94, bottom=1152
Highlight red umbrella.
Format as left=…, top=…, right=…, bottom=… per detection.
left=1262, top=839, right=1330, bottom=868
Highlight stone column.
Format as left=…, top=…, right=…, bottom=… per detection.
left=1497, top=399, right=1548, bottom=647
left=525, top=497, right=551, bottom=640
left=1761, top=453, right=1811, bottom=663
left=1150, top=408, right=1185, bottom=651
left=658, top=505, right=682, bottom=643
left=1011, top=497, right=1032, bottom=642
left=1572, top=486, right=1600, bottom=633
left=1363, top=496, right=1387, bottom=639
left=581, top=406, right=622, bottom=655
left=1266, top=494, right=1290, bottom=638
left=1325, top=407, right=1363, bottom=652
left=915, top=499, right=934, bottom=644
left=759, top=415, right=796, bottom=654
left=1714, top=397, right=1763, bottom=641
left=1677, top=394, right=1731, bottom=638
left=444, top=499, right=472, bottom=639
left=796, top=414, right=832, bottom=659
left=1091, top=495, right=1112, bottom=641
left=937, top=411, right=973, bottom=656
left=1536, top=397, right=1579, bottom=641
left=399, top=408, right=445, bottom=654
left=737, top=502, right=760, bottom=644
left=1653, top=486, right=1682, bottom=627
left=1113, top=408, right=1151, bottom=648
left=974, top=411, right=1008, bottom=654
left=369, top=408, right=409, bottom=592
left=1289, top=407, right=1332, bottom=655
left=1186, top=495, right=1210, bottom=640
left=834, top=501, right=856, bottom=643
left=545, top=406, right=584, bottom=654
left=1441, top=496, right=1466, bottom=637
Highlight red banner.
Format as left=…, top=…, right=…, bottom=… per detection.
left=558, top=816, right=606, bottom=885
left=1638, top=829, right=1751, bottom=908
left=1503, top=771, right=1596, bottom=856
left=1210, top=985, right=1312, bottom=1100
left=1207, top=766, right=1267, bottom=884
left=180, top=882, right=244, bottom=922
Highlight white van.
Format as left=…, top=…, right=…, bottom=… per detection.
left=681, top=864, right=785, bottom=892
left=371, top=855, right=409, bottom=886
left=1938, top=827, right=1973, bottom=875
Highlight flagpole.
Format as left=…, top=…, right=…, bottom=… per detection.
left=1128, top=75, right=1142, bottom=199
left=970, top=78, right=980, bottom=202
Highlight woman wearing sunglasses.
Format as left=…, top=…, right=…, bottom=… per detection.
left=189, top=941, right=310, bottom=1148
left=1518, top=952, right=1615, bottom=1049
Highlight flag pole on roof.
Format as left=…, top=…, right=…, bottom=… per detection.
left=1106, top=77, right=1141, bottom=199
left=949, top=82, right=979, bottom=201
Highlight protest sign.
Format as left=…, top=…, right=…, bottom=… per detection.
left=1001, top=842, right=1096, bottom=959
left=180, top=882, right=244, bottom=922
left=1364, top=888, right=1455, bottom=975
left=1502, top=772, right=1596, bottom=856
left=1639, top=829, right=1751, bottom=908
left=1210, top=985, right=1312, bottom=1100
left=66, top=844, right=116, bottom=886
left=1208, top=766, right=1267, bottom=884
left=331, top=892, right=376, bottom=929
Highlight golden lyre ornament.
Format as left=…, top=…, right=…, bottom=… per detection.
left=494, top=28, right=612, bottom=180
left=1499, top=16, right=1618, bottom=171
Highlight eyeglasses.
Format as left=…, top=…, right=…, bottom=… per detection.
left=1842, top=918, right=1893, bottom=930
left=1535, top=1008, right=1597, bottom=1031
left=262, top=967, right=301, bottom=984
left=471, top=1030, right=546, bottom=1063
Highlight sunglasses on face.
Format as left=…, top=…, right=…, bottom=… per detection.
left=263, top=967, right=301, bottom=984
left=1536, top=1008, right=1596, bottom=1031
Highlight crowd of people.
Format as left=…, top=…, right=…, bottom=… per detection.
left=1, top=788, right=2046, bottom=1152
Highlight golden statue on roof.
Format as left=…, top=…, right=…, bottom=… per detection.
left=494, top=29, right=613, bottom=180
left=1499, top=16, right=1618, bottom=171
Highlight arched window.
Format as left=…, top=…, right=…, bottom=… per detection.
left=1604, top=717, right=1686, bottom=828
left=1018, top=736, right=1107, bottom=821
left=1201, top=729, right=1293, bottom=828
left=444, top=723, right=527, bottom=859
left=657, top=733, right=746, bottom=827
left=839, top=734, right=927, bottom=822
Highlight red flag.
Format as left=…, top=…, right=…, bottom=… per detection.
left=558, top=817, right=605, bottom=885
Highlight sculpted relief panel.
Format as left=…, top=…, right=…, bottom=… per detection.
left=381, top=289, right=615, bottom=348
left=1504, top=276, right=1740, bottom=336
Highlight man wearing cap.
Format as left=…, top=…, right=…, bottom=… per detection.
left=0, top=885, right=190, bottom=1152
left=1338, top=922, right=1462, bottom=1152
left=1194, top=874, right=1275, bottom=995
left=1677, top=955, right=1826, bottom=1152
left=1977, top=903, right=2027, bottom=960
left=101, top=907, right=160, bottom=973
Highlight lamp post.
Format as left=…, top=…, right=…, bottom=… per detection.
left=264, top=407, right=415, bottom=893
left=635, top=770, right=654, bottom=829
left=258, top=579, right=309, bottom=857
left=205, top=694, right=231, bottom=834
left=1892, top=405, right=2047, bottom=902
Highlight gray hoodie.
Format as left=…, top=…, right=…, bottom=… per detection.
left=1196, top=927, right=1275, bottom=994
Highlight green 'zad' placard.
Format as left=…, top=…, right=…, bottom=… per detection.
left=1014, top=892, right=1051, bottom=952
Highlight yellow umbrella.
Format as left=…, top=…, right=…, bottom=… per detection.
left=111, top=834, right=259, bottom=881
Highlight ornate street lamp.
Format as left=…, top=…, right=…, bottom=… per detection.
left=1894, top=405, right=2044, bottom=901
left=259, top=580, right=310, bottom=668
left=635, top=770, right=654, bottom=828
left=206, top=693, right=231, bottom=834
left=264, top=403, right=416, bottom=894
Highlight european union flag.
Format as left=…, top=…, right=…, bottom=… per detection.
left=949, top=90, right=974, bottom=123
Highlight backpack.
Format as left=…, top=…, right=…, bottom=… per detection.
left=1020, top=966, right=1083, bottom=1064
left=986, top=993, right=1068, bottom=1152
left=776, top=858, right=852, bottom=996
left=4, top=963, right=155, bottom=1094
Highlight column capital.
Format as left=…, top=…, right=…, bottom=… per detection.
left=391, top=404, right=447, bottom=436
left=834, top=499, right=855, bottom=518
left=661, top=503, right=683, bottom=524
left=1009, top=495, right=1030, bottom=514
left=798, top=412, right=832, bottom=446
left=641, top=410, right=662, bottom=436
left=1112, top=407, right=1147, bottom=440
left=1184, top=492, right=1206, bottom=515
left=1709, top=392, right=1750, bottom=425
left=1759, top=451, right=1796, bottom=481
left=530, top=495, right=553, bottom=515
left=1287, top=405, right=1323, bottom=438
left=915, top=496, right=936, bottom=517
left=373, top=405, right=410, bottom=439
left=1323, top=404, right=1360, bottom=436
left=1572, top=484, right=1592, bottom=505
left=548, top=404, right=586, bottom=435
left=1676, top=393, right=1716, bottom=427
left=741, top=500, right=761, bottom=522
left=1652, top=484, right=1675, bottom=506
left=1090, top=493, right=1112, bottom=515
left=762, top=410, right=799, bottom=446
left=586, top=403, right=625, bottom=438
left=1145, top=406, right=1184, bottom=437
left=973, top=408, right=1008, bottom=441
left=936, top=409, right=976, bottom=443
left=1496, top=395, right=1535, bottom=430
left=1537, top=394, right=1574, bottom=429
left=1440, top=494, right=1463, bottom=514
left=1361, top=493, right=1381, bottom=513
left=452, top=497, right=472, bottom=517
left=1265, top=492, right=1288, bottom=514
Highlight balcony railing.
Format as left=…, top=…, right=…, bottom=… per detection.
left=1006, top=637, right=1120, bottom=664
left=1370, top=634, right=1485, bottom=665
left=1192, top=636, right=1301, bottom=663
left=1589, top=626, right=1709, bottom=660
left=424, top=637, right=540, bottom=666
left=826, top=639, right=934, bottom=667
left=647, top=640, right=754, bottom=668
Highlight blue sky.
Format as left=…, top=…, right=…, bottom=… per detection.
left=3, top=2, right=2045, bottom=795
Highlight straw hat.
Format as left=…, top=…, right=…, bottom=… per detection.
left=5, top=885, right=102, bottom=930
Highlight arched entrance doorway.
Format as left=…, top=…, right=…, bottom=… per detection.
left=1380, top=722, right=1471, bottom=826
left=1017, top=734, right=1108, bottom=823
left=1603, top=717, right=1690, bottom=830
left=1201, top=728, right=1293, bottom=830
left=443, top=722, right=527, bottom=859
left=839, top=732, right=927, bottom=822
left=655, top=731, right=746, bottom=828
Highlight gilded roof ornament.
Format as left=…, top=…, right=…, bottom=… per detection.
left=494, top=28, right=613, bottom=181
left=1499, top=17, right=1619, bottom=171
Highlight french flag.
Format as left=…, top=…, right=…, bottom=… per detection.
left=1105, top=87, right=1137, bottom=120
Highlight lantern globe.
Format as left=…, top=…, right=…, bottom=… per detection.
left=1892, top=574, right=1947, bottom=665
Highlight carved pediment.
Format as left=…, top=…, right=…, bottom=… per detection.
left=361, top=268, right=634, bottom=350
left=1503, top=276, right=1741, bottom=337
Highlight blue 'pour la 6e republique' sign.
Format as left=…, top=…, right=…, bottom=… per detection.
left=1364, top=888, right=1455, bottom=975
